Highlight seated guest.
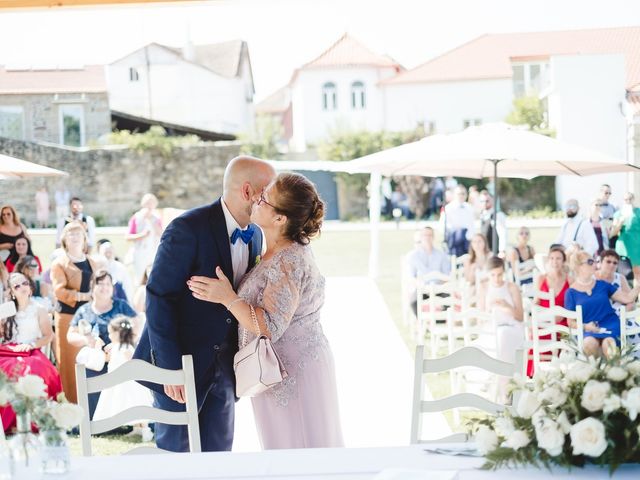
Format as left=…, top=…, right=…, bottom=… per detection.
left=15, top=255, right=52, bottom=311
left=508, top=226, right=536, bottom=286
left=5, top=235, right=41, bottom=274
left=0, top=205, right=30, bottom=262
left=595, top=249, right=632, bottom=311
left=565, top=251, right=640, bottom=358
left=0, top=273, right=61, bottom=433
left=463, top=233, right=490, bottom=286
left=405, top=226, right=451, bottom=316
left=478, top=256, right=524, bottom=364
left=67, top=269, right=138, bottom=418
left=527, top=246, right=570, bottom=376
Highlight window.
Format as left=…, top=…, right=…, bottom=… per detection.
left=59, top=105, right=84, bottom=146
left=0, top=106, right=24, bottom=140
left=463, top=119, right=482, bottom=129
left=129, top=67, right=140, bottom=82
left=350, top=81, right=365, bottom=109
left=512, top=62, right=549, bottom=98
left=322, top=82, right=337, bottom=111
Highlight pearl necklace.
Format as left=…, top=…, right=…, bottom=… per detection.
left=575, top=276, right=595, bottom=295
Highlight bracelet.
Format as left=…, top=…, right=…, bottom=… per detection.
left=226, top=297, right=244, bottom=311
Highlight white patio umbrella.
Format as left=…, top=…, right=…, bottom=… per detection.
left=345, top=123, right=640, bottom=258
left=0, top=153, right=68, bottom=178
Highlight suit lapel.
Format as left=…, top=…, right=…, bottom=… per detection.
left=247, top=224, right=263, bottom=272
left=210, top=199, right=234, bottom=281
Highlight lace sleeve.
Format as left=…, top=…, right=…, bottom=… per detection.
left=261, top=255, right=303, bottom=342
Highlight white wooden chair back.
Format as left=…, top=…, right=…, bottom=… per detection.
left=532, top=285, right=555, bottom=309
left=531, top=305, right=583, bottom=372
left=411, top=345, right=524, bottom=444
left=417, top=281, right=464, bottom=353
left=619, top=307, right=640, bottom=351
left=513, top=259, right=537, bottom=285
left=450, top=254, right=469, bottom=283
left=75, top=354, right=201, bottom=456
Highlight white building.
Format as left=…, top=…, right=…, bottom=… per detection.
left=107, top=40, right=255, bottom=136
left=260, top=27, right=640, bottom=201
left=258, top=33, right=403, bottom=153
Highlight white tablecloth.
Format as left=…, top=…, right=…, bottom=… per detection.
left=20, top=445, right=640, bottom=480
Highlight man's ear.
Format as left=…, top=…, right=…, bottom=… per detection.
left=242, top=182, right=252, bottom=201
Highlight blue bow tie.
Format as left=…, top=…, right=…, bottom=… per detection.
left=230, top=225, right=255, bottom=245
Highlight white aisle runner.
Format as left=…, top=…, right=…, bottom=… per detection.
left=232, top=276, right=450, bottom=452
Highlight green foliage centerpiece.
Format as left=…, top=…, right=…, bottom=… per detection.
left=473, top=350, right=640, bottom=475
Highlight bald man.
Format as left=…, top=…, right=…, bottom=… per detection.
left=134, top=156, right=276, bottom=452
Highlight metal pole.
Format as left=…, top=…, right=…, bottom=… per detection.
left=492, top=159, right=499, bottom=255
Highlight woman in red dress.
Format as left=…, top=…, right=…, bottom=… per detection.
left=0, top=273, right=61, bottom=433
left=527, top=246, right=570, bottom=376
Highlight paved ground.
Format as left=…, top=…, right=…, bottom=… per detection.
left=232, top=277, right=450, bottom=452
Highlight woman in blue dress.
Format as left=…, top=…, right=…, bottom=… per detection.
left=565, top=250, right=640, bottom=358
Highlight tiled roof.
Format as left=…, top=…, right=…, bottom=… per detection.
left=0, top=65, right=107, bottom=94
left=300, top=33, right=402, bottom=70
left=192, top=40, right=247, bottom=79
left=256, top=85, right=290, bottom=114
left=383, top=26, right=640, bottom=89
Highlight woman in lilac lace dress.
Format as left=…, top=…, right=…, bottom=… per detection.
left=188, top=172, right=343, bottom=450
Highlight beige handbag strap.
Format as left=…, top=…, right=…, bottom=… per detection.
left=240, top=304, right=261, bottom=348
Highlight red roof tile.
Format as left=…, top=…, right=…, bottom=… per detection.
left=383, top=26, right=640, bottom=89
left=0, top=65, right=107, bottom=94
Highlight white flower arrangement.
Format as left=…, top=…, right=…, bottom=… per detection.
left=474, top=350, right=640, bottom=474
left=0, top=370, right=83, bottom=437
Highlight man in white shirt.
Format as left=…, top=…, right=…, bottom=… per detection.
left=405, top=227, right=451, bottom=315
left=55, top=197, right=96, bottom=251
left=555, top=199, right=599, bottom=256
left=442, top=184, right=476, bottom=256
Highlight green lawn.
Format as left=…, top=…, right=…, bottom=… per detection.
left=28, top=221, right=557, bottom=453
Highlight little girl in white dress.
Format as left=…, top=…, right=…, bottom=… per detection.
left=93, top=316, right=154, bottom=441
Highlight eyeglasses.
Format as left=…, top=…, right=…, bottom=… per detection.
left=12, top=280, right=31, bottom=290
left=257, top=190, right=278, bottom=210
left=581, top=259, right=595, bottom=266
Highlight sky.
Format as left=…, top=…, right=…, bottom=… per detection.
left=0, top=0, right=639, bottom=101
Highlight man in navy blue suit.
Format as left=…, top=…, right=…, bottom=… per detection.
left=134, top=155, right=276, bottom=452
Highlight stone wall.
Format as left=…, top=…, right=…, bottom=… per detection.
left=0, top=137, right=240, bottom=226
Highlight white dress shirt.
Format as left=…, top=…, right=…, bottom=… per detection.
left=221, top=198, right=250, bottom=288
left=556, top=215, right=599, bottom=256
left=442, top=201, right=476, bottom=240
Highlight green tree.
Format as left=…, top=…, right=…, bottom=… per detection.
left=239, top=115, right=284, bottom=159
left=500, top=96, right=556, bottom=213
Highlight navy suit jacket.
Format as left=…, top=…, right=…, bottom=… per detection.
left=133, top=199, right=262, bottom=402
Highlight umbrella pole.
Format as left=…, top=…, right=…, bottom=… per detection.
left=491, top=159, right=500, bottom=255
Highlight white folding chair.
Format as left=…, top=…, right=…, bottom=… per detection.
left=531, top=305, right=583, bottom=373
left=619, top=307, right=640, bottom=353
left=411, top=345, right=524, bottom=444
left=75, top=354, right=201, bottom=456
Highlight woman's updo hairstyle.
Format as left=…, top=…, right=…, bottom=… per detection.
left=272, top=173, right=324, bottom=245
left=568, top=249, right=590, bottom=274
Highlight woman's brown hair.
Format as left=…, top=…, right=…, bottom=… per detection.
left=272, top=173, right=325, bottom=245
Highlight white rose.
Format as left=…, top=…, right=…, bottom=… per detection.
left=570, top=418, right=608, bottom=457
left=622, top=387, right=640, bottom=421
left=15, top=375, right=47, bottom=399
left=556, top=411, right=572, bottom=434
left=494, top=416, right=515, bottom=437
left=581, top=380, right=611, bottom=412
left=535, top=418, right=565, bottom=456
left=538, top=385, right=568, bottom=407
left=606, top=367, right=628, bottom=382
left=516, top=390, right=542, bottom=419
left=603, top=394, right=622, bottom=414
left=503, top=430, right=531, bottom=450
left=627, top=361, right=640, bottom=375
left=51, top=402, right=84, bottom=429
left=626, top=376, right=637, bottom=388
left=566, top=362, right=596, bottom=384
left=475, top=425, right=499, bottom=455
